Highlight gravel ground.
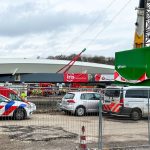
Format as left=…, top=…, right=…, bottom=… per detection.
left=0, top=113, right=150, bottom=150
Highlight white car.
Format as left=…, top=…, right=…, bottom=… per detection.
left=0, top=94, right=36, bottom=120
left=60, top=91, right=103, bottom=116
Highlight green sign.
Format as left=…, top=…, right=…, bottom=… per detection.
left=115, top=47, right=150, bottom=86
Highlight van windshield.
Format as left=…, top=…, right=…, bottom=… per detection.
left=105, top=88, right=120, bottom=97
left=10, top=93, right=22, bottom=101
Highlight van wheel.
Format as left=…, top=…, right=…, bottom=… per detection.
left=75, top=107, right=85, bottom=116
left=130, top=109, right=141, bottom=121
left=13, top=108, right=25, bottom=120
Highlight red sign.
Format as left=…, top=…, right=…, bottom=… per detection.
left=95, top=73, right=101, bottom=81
left=64, top=73, right=88, bottom=82
left=95, top=73, right=106, bottom=81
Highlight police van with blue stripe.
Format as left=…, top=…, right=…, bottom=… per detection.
left=0, top=94, right=36, bottom=120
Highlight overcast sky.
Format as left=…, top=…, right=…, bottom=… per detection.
left=0, top=0, right=138, bottom=58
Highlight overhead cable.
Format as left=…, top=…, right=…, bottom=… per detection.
left=86, top=0, right=133, bottom=49
left=66, top=0, right=117, bottom=51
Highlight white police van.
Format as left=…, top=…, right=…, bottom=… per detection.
left=103, top=86, right=150, bottom=120
left=0, top=94, right=36, bottom=120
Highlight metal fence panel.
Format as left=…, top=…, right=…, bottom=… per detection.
left=0, top=85, right=150, bottom=150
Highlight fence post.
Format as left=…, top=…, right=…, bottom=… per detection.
left=148, top=89, right=150, bottom=145
left=98, top=99, right=103, bottom=150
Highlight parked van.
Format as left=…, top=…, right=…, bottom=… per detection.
left=0, top=94, right=35, bottom=120
left=0, top=86, right=36, bottom=112
left=0, top=86, right=21, bottom=100
left=103, top=86, right=150, bottom=120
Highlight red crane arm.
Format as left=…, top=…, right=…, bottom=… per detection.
left=57, top=48, right=86, bottom=73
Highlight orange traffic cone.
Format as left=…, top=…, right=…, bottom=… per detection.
left=79, top=126, right=88, bottom=150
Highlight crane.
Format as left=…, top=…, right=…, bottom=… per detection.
left=134, top=0, right=150, bottom=48
left=56, top=48, right=86, bottom=73
left=134, top=0, right=144, bottom=48
left=114, top=0, right=150, bottom=84
left=143, top=0, right=150, bottom=46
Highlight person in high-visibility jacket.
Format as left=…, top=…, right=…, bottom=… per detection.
left=21, top=91, right=27, bottom=100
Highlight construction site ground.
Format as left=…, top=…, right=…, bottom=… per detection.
left=0, top=113, right=150, bottom=150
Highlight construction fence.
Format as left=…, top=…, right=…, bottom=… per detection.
left=0, top=85, right=150, bottom=150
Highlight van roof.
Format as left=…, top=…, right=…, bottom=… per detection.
left=0, top=86, right=16, bottom=93
left=67, top=91, right=97, bottom=94
left=106, top=86, right=124, bottom=89
left=0, top=86, right=10, bottom=90
left=106, top=85, right=150, bottom=89
left=123, top=86, right=150, bottom=89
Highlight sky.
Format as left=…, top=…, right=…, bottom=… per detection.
left=0, top=0, right=138, bottom=58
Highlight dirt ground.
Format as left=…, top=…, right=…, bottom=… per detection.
left=0, top=113, right=150, bottom=150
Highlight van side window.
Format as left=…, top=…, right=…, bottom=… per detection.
left=81, top=93, right=96, bottom=100
left=0, top=96, right=7, bottom=102
left=105, top=89, right=120, bottom=97
left=9, top=93, right=22, bottom=101
left=94, top=93, right=101, bottom=100
left=143, top=90, right=149, bottom=98
left=81, top=94, right=85, bottom=100
left=125, top=89, right=148, bottom=98
left=120, top=90, right=123, bottom=99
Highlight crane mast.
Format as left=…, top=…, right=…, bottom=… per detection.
left=134, top=0, right=150, bottom=48
left=134, top=0, right=145, bottom=48
left=144, top=0, right=150, bottom=46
